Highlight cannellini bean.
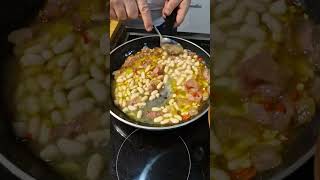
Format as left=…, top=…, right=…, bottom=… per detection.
left=174, top=115, right=182, bottom=121
left=85, top=79, right=107, bottom=103
left=230, top=3, right=246, bottom=24
left=51, top=110, right=63, bottom=125
left=40, top=144, right=61, bottom=160
left=13, top=122, right=27, bottom=137
left=240, top=24, right=266, bottom=41
left=90, top=64, right=104, bottom=81
left=38, top=123, right=50, bottom=145
left=226, top=38, right=246, bottom=51
left=67, top=86, right=87, bottom=101
left=24, top=96, right=40, bottom=114
left=160, top=119, right=169, bottom=124
left=154, top=116, right=163, bottom=122
left=170, top=118, right=179, bottom=124
left=20, top=54, right=45, bottom=66
left=151, top=90, right=158, bottom=96
left=57, top=138, right=87, bottom=156
left=149, top=95, right=156, bottom=101
left=8, top=28, right=33, bottom=45
left=244, top=41, right=265, bottom=60
left=152, top=107, right=161, bottom=111
left=215, top=0, right=237, bottom=18
left=244, top=0, right=266, bottom=13
left=245, top=11, right=260, bottom=26
left=25, top=44, right=46, bottom=54
left=65, top=74, right=90, bottom=89
left=163, top=75, right=169, bottom=83
left=56, top=52, right=73, bottom=67
left=128, top=105, right=137, bottom=111
left=122, top=107, right=129, bottom=112
left=211, top=168, right=230, bottom=180
left=137, top=110, right=142, bottom=119
left=261, top=13, right=282, bottom=41
left=52, top=34, right=75, bottom=54
left=163, top=113, right=172, bottom=118
left=141, top=96, right=148, bottom=102
left=76, top=134, right=89, bottom=143
left=53, top=90, right=67, bottom=108
left=87, top=130, right=109, bottom=147
left=37, top=75, right=53, bottom=90
left=87, top=153, right=104, bottom=180
left=269, top=0, right=287, bottom=15
left=29, top=116, right=40, bottom=139
left=67, top=98, right=94, bottom=118
left=63, top=59, right=80, bottom=81
left=227, top=156, right=251, bottom=170
left=41, top=49, right=54, bottom=60
left=137, top=87, right=144, bottom=94
left=214, top=49, right=237, bottom=76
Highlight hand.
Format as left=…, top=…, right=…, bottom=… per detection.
left=110, top=0, right=153, bottom=31
left=162, top=0, right=191, bottom=27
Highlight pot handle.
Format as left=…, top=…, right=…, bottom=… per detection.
left=156, top=7, right=178, bottom=35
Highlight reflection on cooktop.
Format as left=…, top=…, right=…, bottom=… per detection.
left=109, top=113, right=209, bottom=180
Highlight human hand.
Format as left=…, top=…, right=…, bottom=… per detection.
left=162, top=0, right=191, bottom=27
left=110, top=0, right=153, bottom=31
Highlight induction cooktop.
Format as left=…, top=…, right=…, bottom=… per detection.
left=109, top=113, right=210, bottom=180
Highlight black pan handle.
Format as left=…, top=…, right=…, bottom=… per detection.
left=156, top=8, right=178, bottom=35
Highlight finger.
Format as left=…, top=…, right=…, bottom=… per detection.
left=137, top=0, right=153, bottom=31
left=110, top=8, right=117, bottom=20
left=114, top=2, right=127, bottom=20
left=124, top=0, right=139, bottom=19
left=175, top=0, right=190, bottom=26
left=162, top=0, right=182, bottom=17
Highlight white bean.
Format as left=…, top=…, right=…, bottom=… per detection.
left=40, top=144, right=61, bottom=160
left=25, top=44, right=46, bottom=54
left=90, top=64, right=104, bottom=81
left=85, top=79, right=107, bottom=103
left=87, top=153, right=104, bottom=180
left=52, top=33, right=75, bottom=54
left=137, top=110, right=142, bottom=119
left=57, top=52, right=73, bottom=67
left=41, top=49, right=54, bottom=60
left=67, top=86, right=87, bottom=101
left=24, top=96, right=40, bottom=114
left=269, top=0, right=287, bottom=15
left=245, top=11, right=260, bottom=26
left=37, top=75, right=53, bottom=90
left=38, top=123, right=50, bottom=145
left=67, top=98, right=94, bottom=118
left=53, top=91, right=67, bottom=108
left=261, top=13, right=282, bottom=42
left=20, top=54, right=45, bottom=66
left=63, top=59, right=80, bottom=81
left=51, top=110, right=63, bottom=125
left=57, top=138, right=87, bottom=156
left=215, top=0, right=237, bottom=18
left=154, top=116, right=163, bottom=122
left=8, top=28, right=32, bottom=45
left=65, top=74, right=90, bottom=89
left=87, top=130, right=109, bottom=147
left=211, top=168, right=230, bottom=180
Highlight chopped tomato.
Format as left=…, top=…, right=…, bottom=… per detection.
left=231, top=167, right=257, bottom=180
left=290, top=90, right=301, bottom=102
left=263, top=101, right=274, bottom=112
left=182, top=114, right=191, bottom=121
left=25, top=132, right=33, bottom=140
left=81, top=31, right=90, bottom=44
left=275, top=102, right=286, bottom=113
left=197, top=57, right=203, bottom=62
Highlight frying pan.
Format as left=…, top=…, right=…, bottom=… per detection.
left=0, top=0, right=318, bottom=180
left=109, top=35, right=210, bottom=130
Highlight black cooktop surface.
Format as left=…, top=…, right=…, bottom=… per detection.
left=109, top=113, right=210, bottom=180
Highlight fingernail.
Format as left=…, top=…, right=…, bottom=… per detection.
left=147, top=26, right=153, bottom=32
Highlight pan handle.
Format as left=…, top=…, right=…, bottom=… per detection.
left=156, top=7, right=178, bottom=35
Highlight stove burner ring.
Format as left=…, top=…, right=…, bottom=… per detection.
left=115, top=129, right=192, bottom=180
